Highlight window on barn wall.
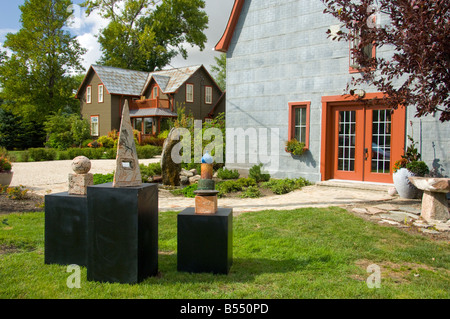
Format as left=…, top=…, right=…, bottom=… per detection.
left=288, top=102, right=310, bottom=149
left=205, top=86, right=212, bottom=104
left=186, top=83, right=194, bottom=103
left=349, top=23, right=376, bottom=73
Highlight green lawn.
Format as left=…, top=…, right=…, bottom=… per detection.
left=0, top=207, right=449, bottom=299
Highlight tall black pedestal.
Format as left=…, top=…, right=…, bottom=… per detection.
left=44, top=193, right=88, bottom=266
left=177, top=208, right=233, bottom=274
left=87, top=183, right=158, bottom=284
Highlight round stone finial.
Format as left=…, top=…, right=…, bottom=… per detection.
left=71, top=156, right=91, bottom=174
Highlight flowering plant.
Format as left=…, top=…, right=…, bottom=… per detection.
left=0, top=156, right=12, bottom=172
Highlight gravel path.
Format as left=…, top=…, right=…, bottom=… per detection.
left=9, top=158, right=160, bottom=195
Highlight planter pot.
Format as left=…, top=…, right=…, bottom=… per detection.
left=0, top=171, right=13, bottom=187
left=393, top=168, right=420, bottom=199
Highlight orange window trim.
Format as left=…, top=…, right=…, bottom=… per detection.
left=288, top=102, right=310, bottom=150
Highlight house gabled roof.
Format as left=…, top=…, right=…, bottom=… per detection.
left=76, top=65, right=149, bottom=98
left=215, top=0, right=245, bottom=53
left=141, top=65, right=203, bottom=95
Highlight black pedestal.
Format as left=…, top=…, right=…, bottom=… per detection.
left=87, top=183, right=158, bottom=284
left=44, top=193, right=88, bottom=267
left=177, top=208, right=233, bottom=274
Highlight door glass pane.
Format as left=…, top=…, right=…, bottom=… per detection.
left=338, top=111, right=356, bottom=171
left=134, top=118, right=143, bottom=132
left=144, top=118, right=154, bottom=135
left=371, top=109, right=391, bottom=173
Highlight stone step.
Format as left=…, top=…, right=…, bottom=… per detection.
left=316, top=180, right=393, bottom=193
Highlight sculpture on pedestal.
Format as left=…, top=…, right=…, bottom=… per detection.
left=68, top=156, right=93, bottom=195
left=194, top=151, right=219, bottom=214
left=113, top=100, right=142, bottom=187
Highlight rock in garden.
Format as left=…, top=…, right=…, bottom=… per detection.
left=388, top=187, right=397, bottom=196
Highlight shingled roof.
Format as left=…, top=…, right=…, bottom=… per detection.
left=91, top=65, right=149, bottom=96
left=76, top=64, right=205, bottom=98
left=141, top=65, right=203, bottom=95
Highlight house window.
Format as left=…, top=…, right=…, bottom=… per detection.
left=186, top=84, right=194, bottom=103
left=98, top=84, right=104, bottom=103
left=90, top=115, right=99, bottom=137
left=349, top=28, right=376, bottom=73
left=288, top=102, right=310, bottom=149
left=153, top=86, right=158, bottom=99
left=86, top=86, right=92, bottom=104
left=205, top=86, right=213, bottom=104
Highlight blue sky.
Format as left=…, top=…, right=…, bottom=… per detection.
left=0, top=0, right=233, bottom=73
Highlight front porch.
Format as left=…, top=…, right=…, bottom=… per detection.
left=129, top=107, right=177, bottom=143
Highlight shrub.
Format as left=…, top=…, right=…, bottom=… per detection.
left=217, top=167, right=240, bottom=180
left=58, top=151, right=70, bottom=160
left=28, top=148, right=57, bottom=161
left=6, top=185, right=29, bottom=200
left=237, top=177, right=257, bottom=188
left=97, top=136, right=115, bottom=149
left=136, top=145, right=162, bottom=159
left=140, top=162, right=162, bottom=182
left=240, top=186, right=262, bottom=198
left=216, top=180, right=243, bottom=197
left=141, top=136, right=165, bottom=147
left=406, top=161, right=429, bottom=177
left=171, top=184, right=198, bottom=198
left=249, top=164, right=270, bottom=182
left=263, top=178, right=311, bottom=195
left=93, top=173, right=114, bottom=185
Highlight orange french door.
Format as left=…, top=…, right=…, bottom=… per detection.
left=331, top=104, right=402, bottom=183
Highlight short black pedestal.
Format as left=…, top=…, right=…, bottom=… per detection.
left=177, top=208, right=233, bottom=274
left=87, top=183, right=158, bottom=284
left=44, top=193, right=88, bottom=267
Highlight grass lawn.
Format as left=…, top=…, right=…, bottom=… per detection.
left=0, top=207, right=449, bottom=299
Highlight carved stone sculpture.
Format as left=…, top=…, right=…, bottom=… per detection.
left=113, top=100, right=142, bottom=187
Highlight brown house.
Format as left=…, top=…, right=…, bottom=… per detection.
left=76, top=64, right=225, bottom=139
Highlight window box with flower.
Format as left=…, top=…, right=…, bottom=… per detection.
left=285, top=139, right=307, bottom=157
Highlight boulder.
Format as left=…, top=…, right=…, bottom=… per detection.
left=161, top=128, right=181, bottom=186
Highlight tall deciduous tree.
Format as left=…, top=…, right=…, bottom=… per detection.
left=211, top=53, right=226, bottom=91
left=82, top=0, right=208, bottom=72
left=0, top=0, right=86, bottom=123
left=322, top=0, right=450, bottom=122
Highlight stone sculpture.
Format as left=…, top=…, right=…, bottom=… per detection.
left=68, top=156, right=93, bottom=195
left=113, top=100, right=142, bottom=187
left=194, top=151, right=219, bottom=214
